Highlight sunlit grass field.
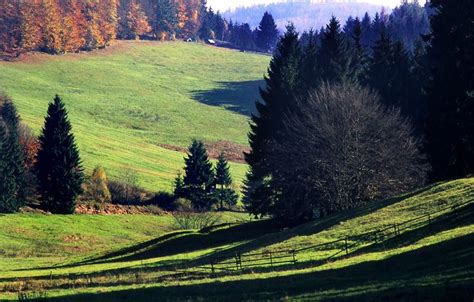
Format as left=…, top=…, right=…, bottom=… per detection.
left=0, top=178, right=472, bottom=301
left=0, top=41, right=270, bottom=191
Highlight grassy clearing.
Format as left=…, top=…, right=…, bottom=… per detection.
left=0, top=211, right=248, bottom=274
left=0, top=41, right=270, bottom=191
left=0, top=178, right=472, bottom=300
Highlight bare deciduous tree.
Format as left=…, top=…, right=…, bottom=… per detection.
left=270, top=82, right=428, bottom=223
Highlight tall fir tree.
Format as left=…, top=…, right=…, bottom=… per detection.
left=256, top=12, right=279, bottom=52
left=301, top=29, right=319, bottom=91
left=318, top=17, right=354, bottom=83
left=173, top=171, right=185, bottom=198
left=424, top=0, right=474, bottom=180
left=244, top=24, right=302, bottom=217
left=0, top=122, right=19, bottom=213
left=367, top=25, right=414, bottom=120
left=349, top=17, right=368, bottom=83
left=214, top=153, right=237, bottom=209
left=183, top=139, right=215, bottom=210
left=154, top=0, right=178, bottom=40
left=0, top=97, right=25, bottom=211
left=35, top=95, right=83, bottom=214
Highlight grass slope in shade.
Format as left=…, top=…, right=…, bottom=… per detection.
left=0, top=41, right=270, bottom=191
left=0, top=211, right=248, bottom=273
left=0, top=178, right=472, bottom=300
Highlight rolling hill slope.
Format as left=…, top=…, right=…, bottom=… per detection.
left=0, top=41, right=270, bottom=191
left=0, top=178, right=472, bottom=300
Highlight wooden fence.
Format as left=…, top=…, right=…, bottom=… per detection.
left=206, top=198, right=473, bottom=273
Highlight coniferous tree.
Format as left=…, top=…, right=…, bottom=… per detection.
left=173, top=171, right=185, bottom=198
left=350, top=17, right=368, bottom=83
left=214, top=153, right=237, bottom=209
left=182, top=139, right=215, bottom=210
left=154, top=0, right=178, bottom=40
left=0, top=97, right=25, bottom=211
left=256, top=12, right=279, bottom=52
left=244, top=24, right=302, bottom=217
left=35, top=95, right=83, bottom=214
left=318, top=17, right=354, bottom=83
left=0, top=123, right=19, bottom=213
left=301, top=29, right=319, bottom=91
left=424, top=0, right=474, bottom=180
left=367, top=26, right=414, bottom=119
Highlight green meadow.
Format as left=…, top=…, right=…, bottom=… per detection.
left=0, top=178, right=472, bottom=301
left=0, top=41, right=270, bottom=191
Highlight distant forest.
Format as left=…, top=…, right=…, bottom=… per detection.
left=223, top=1, right=386, bottom=30
left=224, top=1, right=432, bottom=52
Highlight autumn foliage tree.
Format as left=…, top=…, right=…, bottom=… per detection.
left=125, top=0, right=151, bottom=39
left=0, top=0, right=21, bottom=54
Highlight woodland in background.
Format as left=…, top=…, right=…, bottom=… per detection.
left=0, top=0, right=205, bottom=56
left=0, top=1, right=432, bottom=57
left=244, top=0, right=473, bottom=224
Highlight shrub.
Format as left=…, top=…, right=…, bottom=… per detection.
left=172, top=199, right=222, bottom=230
left=88, top=166, right=112, bottom=204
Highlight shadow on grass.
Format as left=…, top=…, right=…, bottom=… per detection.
left=33, top=233, right=474, bottom=302
left=72, top=185, right=439, bottom=267
left=190, top=80, right=264, bottom=116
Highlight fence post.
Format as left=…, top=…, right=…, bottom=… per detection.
left=428, top=214, right=432, bottom=231
left=235, top=253, right=240, bottom=270
left=374, top=231, right=378, bottom=244
left=269, top=251, right=273, bottom=267
left=292, top=250, right=297, bottom=265
left=344, top=238, right=349, bottom=255
left=393, top=224, right=397, bottom=236
left=210, top=258, right=215, bottom=274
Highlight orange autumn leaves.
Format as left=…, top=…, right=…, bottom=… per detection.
left=0, top=0, right=204, bottom=56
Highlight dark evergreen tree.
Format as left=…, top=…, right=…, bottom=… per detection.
left=301, top=29, right=319, bottom=91
left=173, top=171, right=185, bottom=198
left=214, top=153, right=237, bottom=209
left=424, top=0, right=474, bottom=180
left=360, top=12, right=372, bottom=48
left=0, top=122, right=20, bottom=213
left=154, top=0, right=178, bottom=38
left=183, top=139, right=215, bottom=210
left=318, top=17, right=354, bottom=83
left=349, top=17, right=368, bottom=83
left=367, top=26, right=414, bottom=120
left=0, top=97, right=25, bottom=211
left=35, top=95, right=84, bottom=214
left=389, top=1, right=430, bottom=52
left=244, top=24, right=302, bottom=217
left=256, top=12, right=279, bottom=52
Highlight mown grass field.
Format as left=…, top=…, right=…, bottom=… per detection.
left=0, top=41, right=270, bottom=191
left=1, top=178, right=472, bottom=301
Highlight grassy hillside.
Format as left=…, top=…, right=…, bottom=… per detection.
left=0, top=41, right=270, bottom=191
left=0, top=178, right=472, bottom=300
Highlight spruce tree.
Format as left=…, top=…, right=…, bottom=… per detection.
left=154, top=0, right=178, bottom=39
left=425, top=0, right=474, bottom=180
left=256, top=12, right=279, bottom=52
left=301, top=29, right=319, bottom=91
left=318, top=17, right=354, bottom=83
left=0, top=97, right=25, bottom=211
left=367, top=26, right=414, bottom=118
left=173, top=171, right=185, bottom=198
left=35, top=95, right=83, bottom=214
left=0, top=123, right=20, bottom=213
left=350, top=17, right=368, bottom=83
left=183, top=139, right=215, bottom=210
left=244, top=24, right=302, bottom=217
left=214, top=153, right=237, bottom=209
